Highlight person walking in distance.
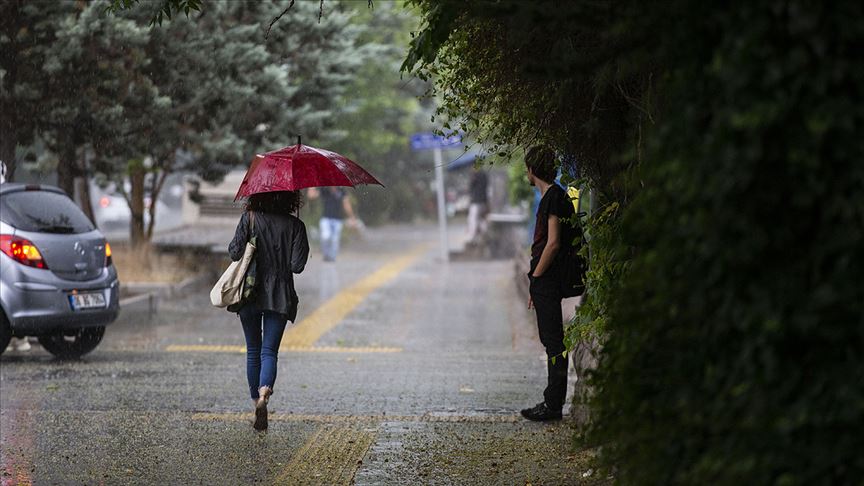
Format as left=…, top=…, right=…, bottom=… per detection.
left=318, top=187, right=356, bottom=262
left=521, top=146, right=576, bottom=421
left=229, top=191, right=309, bottom=431
left=466, top=170, right=489, bottom=245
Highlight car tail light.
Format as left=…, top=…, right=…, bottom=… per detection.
left=0, top=234, right=49, bottom=269
left=105, top=242, right=113, bottom=267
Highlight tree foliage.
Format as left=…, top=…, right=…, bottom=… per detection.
left=586, top=2, right=864, bottom=483
left=41, top=2, right=157, bottom=226
left=106, top=0, right=202, bottom=26
left=3, top=0, right=369, bottom=244
left=322, top=1, right=432, bottom=225
left=0, top=1, right=77, bottom=181
left=402, top=1, right=652, bottom=199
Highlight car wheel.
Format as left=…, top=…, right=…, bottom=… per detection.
left=38, top=326, right=105, bottom=359
left=0, top=310, right=11, bottom=355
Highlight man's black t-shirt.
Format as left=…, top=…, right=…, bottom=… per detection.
left=469, top=171, right=488, bottom=204
left=531, top=184, right=575, bottom=273
left=321, top=188, right=346, bottom=220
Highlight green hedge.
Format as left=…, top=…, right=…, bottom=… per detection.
left=586, top=2, right=864, bottom=484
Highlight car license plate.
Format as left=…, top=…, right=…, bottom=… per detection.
left=69, top=292, right=106, bottom=310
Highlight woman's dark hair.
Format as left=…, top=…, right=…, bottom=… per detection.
left=245, top=190, right=304, bottom=214
left=525, top=146, right=558, bottom=184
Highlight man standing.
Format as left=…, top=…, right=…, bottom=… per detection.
left=521, top=146, right=575, bottom=421
left=318, top=187, right=356, bottom=262
left=466, top=169, right=488, bottom=244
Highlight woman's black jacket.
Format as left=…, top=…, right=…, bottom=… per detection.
left=228, top=210, right=309, bottom=321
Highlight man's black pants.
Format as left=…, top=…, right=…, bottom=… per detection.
left=529, top=275, right=567, bottom=411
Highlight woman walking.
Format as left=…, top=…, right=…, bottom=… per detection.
left=228, top=191, right=309, bottom=431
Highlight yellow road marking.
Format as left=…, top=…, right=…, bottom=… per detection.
left=192, top=412, right=522, bottom=424
left=281, top=245, right=428, bottom=348
left=165, top=344, right=402, bottom=353
left=166, top=344, right=246, bottom=353
left=17, top=470, right=33, bottom=486
left=274, top=424, right=375, bottom=485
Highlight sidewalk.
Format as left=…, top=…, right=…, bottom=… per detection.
left=152, top=224, right=601, bottom=483
left=1, top=223, right=604, bottom=484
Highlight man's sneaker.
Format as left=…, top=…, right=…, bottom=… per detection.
left=10, top=338, right=31, bottom=352
left=520, top=402, right=562, bottom=422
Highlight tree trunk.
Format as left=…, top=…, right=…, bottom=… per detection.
left=146, top=169, right=169, bottom=240
left=57, top=143, right=77, bottom=196
left=0, top=8, right=19, bottom=183
left=75, top=176, right=96, bottom=226
left=72, top=150, right=96, bottom=225
left=129, top=162, right=146, bottom=247
left=0, top=124, right=16, bottom=182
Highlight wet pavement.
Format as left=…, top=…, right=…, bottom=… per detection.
left=1, top=224, right=605, bottom=485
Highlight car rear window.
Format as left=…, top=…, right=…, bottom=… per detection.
left=0, top=191, right=95, bottom=234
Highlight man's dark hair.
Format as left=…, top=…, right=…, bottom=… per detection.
left=525, top=146, right=558, bottom=183
left=245, top=190, right=304, bottom=214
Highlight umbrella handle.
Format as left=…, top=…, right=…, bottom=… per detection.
left=297, top=135, right=301, bottom=146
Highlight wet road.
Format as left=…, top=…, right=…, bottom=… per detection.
left=1, top=224, right=602, bottom=485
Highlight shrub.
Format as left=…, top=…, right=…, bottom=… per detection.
left=585, top=2, right=864, bottom=483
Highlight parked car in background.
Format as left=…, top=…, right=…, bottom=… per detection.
left=92, top=190, right=133, bottom=231
left=90, top=179, right=181, bottom=239
left=0, top=182, right=120, bottom=357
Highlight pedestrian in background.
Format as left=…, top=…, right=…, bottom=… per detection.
left=313, top=187, right=356, bottom=262
left=521, top=146, right=576, bottom=421
left=466, top=170, right=489, bottom=245
left=229, top=191, right=309, bottom=431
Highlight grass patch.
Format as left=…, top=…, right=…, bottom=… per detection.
left=111, top=243, right=197, bottom=284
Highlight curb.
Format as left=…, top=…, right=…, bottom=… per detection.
left=119, top=272, right=214, bottom=313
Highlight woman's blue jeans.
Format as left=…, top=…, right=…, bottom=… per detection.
left=238, top=304, right=288, bottom=400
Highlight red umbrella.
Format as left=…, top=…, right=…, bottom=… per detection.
left=233, top=140, right=383, bottom=201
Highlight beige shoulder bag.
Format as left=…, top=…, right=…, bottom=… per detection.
left=210, top=212, right=256, bottom=308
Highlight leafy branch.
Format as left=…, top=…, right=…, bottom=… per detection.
left=266, top=0, right=376, bottom=39
left=106, top=0, right=202, bottom=26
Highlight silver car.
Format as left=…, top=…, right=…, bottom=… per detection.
left=0, top=183, right=120, bottom=357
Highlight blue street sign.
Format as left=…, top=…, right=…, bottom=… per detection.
left=409, top=132, right=463, bottom=151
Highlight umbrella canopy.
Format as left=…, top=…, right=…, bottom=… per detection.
left=234, top=143, right=383, bottom=201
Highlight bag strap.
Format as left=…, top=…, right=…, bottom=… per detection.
left=248, top=211, right=256, bottom=242
left=547, top=186, right=580, bottom=257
